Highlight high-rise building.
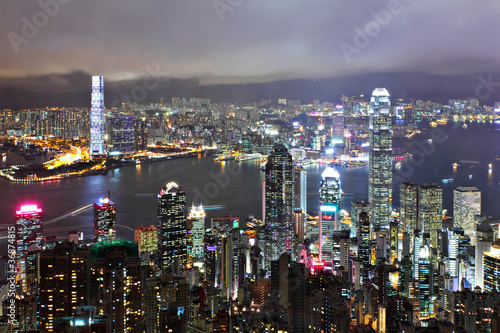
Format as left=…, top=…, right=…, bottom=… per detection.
left=187, top=204, right=206, bottom=261
left=454, top=186, right=481, bottom=240
left=368, top=88, right=392, bottom=227
left=39, top=241, right=89, bottom=333
left=357, top=212, right=372, bottom=268
left=16, top=204, right=43, bottom=294
left=110, top=115, right=135, bottom=153
left=351, top=201, right=371, bottom=238
left=294, top=167, right=307, bottom=213
left=418, top=245, right=432, bottom=317
left=483, top=239, right=500, bottom=293
left=319, top=167, right=341, bottom=266
left=134, top=117, right=148, bottom=151
left=293, top=208, right=306, bottom=243
left=399, top=182, right=418, bottom=234
left=203, top=229, right=217, bottom=288
left=90, top=75, right=106, bottom=156
left=89, top=240, right=141, bottom=332
left=157, top=182, right=188, bottom=271
left=264, top=142, right=294, bottom=267
left=93, top=197, right=116, bottom=242
left=134, top=225, right=157, bottom=254
left=419, top=184, right=443, bottom=249
left=476, top=221, right=494, bottom=290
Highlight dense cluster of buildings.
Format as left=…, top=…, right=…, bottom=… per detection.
left=4, top=84, right=500, bottom=332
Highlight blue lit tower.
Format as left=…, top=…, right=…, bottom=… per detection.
left=264, top=142, right=294, bottom=268
left=90, top=76, right=106, bottom=156
left=319, top=167, right=341, bottom=266
left=157, top=182, right=188, bottom=271
left=369, top=88, right=392, bottom=227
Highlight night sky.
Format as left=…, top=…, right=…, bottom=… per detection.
left=1, top=0, right=500, bottom=105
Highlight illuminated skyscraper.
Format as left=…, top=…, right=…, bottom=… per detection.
left=351, top=201, right=371, bottom=238
left=204, top=229, right=217, bottom=288
left=319, top=167, right=341, bottom=266
left=16, top=204, right=43, bottom=293
left=188, top=204, right=206, bottom=260
left=418, top=184, right=442, bottom=249
left=368, top=88, right=392, bottom=227
left=483, top=239, right=500, bottom=293
left=294, top=167, right=307, bottom=213
left=89, top=240, right=141, bottom=332
left=454, top=186, right=481, bottom=240
left=157, top=182, right=188, bottom=271
left=134, top=225, right=157, bottom=254
left=93, top=197, right=116, bottom=242
left=110, top=115, right=135, bottom=153
left=264, top=142, right=294, bottom=267
left=90, top=75, right=106, bottom=156
left=399, top=182, right=418, bottom=234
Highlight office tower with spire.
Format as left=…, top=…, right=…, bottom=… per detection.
left=264, top=142, right=294, bottom=267
left=454, top=186, right=481, bottom=239
left=94, top=197, right=116, bottom=242
left=90, top=75, right=106, bottom=156
left=368, top=88, right=392, bottom=227
left=157, top=182, right=188, bottom=271
left=319, top=166, right=341, bottom=266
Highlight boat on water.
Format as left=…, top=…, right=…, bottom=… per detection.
left=442, top=178, right=453, bottom=183
left=462, top=123, right=468, bottom=129
left=218, top=155, right=235, bottom=161
left=430, top=121, right=438, bottom=127
left=436, top=118, right=447, bottom=125
left=489, top=163, right=493, bottom=172
left=236, top=153, right=262, bottom=162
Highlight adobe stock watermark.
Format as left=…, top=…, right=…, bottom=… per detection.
left=339, top=0, right=410, bottom=64
left=191, top=162, right=241, bottom=205
left=7, top=0, right=72, bottom=54
left=6, top=226, right=17, bottom=327
left=110, top=65, right=169, bottom=109
left=211, top=0, right=243, bottom=22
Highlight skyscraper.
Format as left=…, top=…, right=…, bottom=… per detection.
left=319, top=167, right=341, bottom=266
left=399, top=182, right=418, bottom=234
left=93, top=197, right=116, bottom=242
left=134, top=225, right=157, bottom=254
left=419, top=184, right=443, bottom=249
left=157, top=182, right=188, bottom=271
left=351, top=201, right=371, bottom=238
left=16, top=204, right=43, bottom=293
left=187, top=204, right=206, bottom=261
left=483, top=239, right=500, bottom=293
left=264, top=142, right=294, bottom=267
left=454, top=186, right=481, bottom=239
left=203, top=229, right=217, bottom=288
left=110, top=114, right=135, bottom=154
left=294, top=166, right=307, bottom=213
left=368, top=88, right=392, bottom=227
left=90, top=75, right=106, bottom=156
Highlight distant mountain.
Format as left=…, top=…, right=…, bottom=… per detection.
left=1, top=71, right=499, bottom=109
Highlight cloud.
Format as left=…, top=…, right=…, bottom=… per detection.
left=1, top=0, right=499, bottom=84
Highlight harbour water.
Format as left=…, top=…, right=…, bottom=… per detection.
left=1, top=121, right=500, bottom=244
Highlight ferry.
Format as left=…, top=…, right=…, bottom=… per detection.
left=462, top=123, right=468, bottom=129
left=436, top=118, right=447, bottom=125
left=236, top=153, right=262, bottom=162
left=442, top=178, right=453, bottom=183
left=430, top=121, right=438, bottom=128
left=489, top=163, right=493, bottom=172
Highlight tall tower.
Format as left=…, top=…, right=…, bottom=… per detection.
left=294, top=167, right=307, bottom=213
left=453, top=186, right=481, bottom=240
left=187, top=204, right=206, bottom=261
left=16, top=204, right=43, bottom=293
left=319, top=167, right=341, bottom=266
left=368, top=88, right=392, bottom=227
left=93, top=197, right=116, bottom=242
left=399, top=182, right=418, bottom=234
left=157, top=182, right=188, bottom=271
left=418, top=184, right=442, bottom=249
left=264, top=142, right=294, bottom=267
left=90, top=75, right=106, bottom=156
